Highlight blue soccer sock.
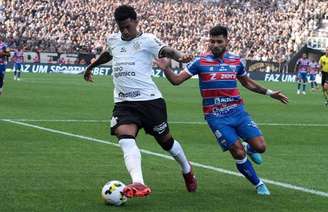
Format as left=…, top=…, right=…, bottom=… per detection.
left=236, top=157, right=260, bottom=186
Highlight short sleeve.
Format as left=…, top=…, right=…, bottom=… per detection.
left=144, top=34, right=167, bottom=58
left=236, top=58, right=247, bottom=76
left=185, top=57, right=200, bottom=76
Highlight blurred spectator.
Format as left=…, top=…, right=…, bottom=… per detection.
left=0, top=0, right=326, bottom=62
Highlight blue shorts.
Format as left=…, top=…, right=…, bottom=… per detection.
left=14, top=63, right=22, bottom=70
left=205, top=111, right=262, bottom=151
left=298, top=72, right=308, bottom=82
left=0, top=64, right=6, bottom=75
left=309, top=74, right=316, bottom=81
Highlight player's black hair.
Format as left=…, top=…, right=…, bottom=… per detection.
left=114, top=5, right=137, bottom=22
left=209, top=25, right=228, bottom=38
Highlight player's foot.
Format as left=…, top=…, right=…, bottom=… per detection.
left=122, top=183, right=151, bottom=198
left=325, top=101, right=328, bottom=107
left=302, top=91, right=306, bottom=95
left=242, top=142, right=263, bottom=165
left=256, top=183, right=271, bottom=195
left=182, top=163, right=197, bottom=192
left=17, top=78, right=20, bottom=81
left=297, top=90, right=300, bottom=95
left=14, top=77, right=16, bottom=80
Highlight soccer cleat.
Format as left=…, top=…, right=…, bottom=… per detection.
left=122, top=183, right=151, bottom=198
left=302, top=91, right=306, bottom=95
left=297, top=90, right=300, bottom=95
left=256, top=183, right=271, bottom=195
left=182, top=164, right=197, bottom=192
left=242, top=142, right=263, bottom=165
left=325, top=101, right=328, bottom=107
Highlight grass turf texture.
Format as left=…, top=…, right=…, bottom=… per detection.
left=0, top=73, right=327, bottom=211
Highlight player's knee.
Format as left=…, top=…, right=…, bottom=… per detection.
left=156, top=135, right=174, bottom=151
left=255, top=144, right=266, bottom=153
left=230, top=145, right=246, bottom=160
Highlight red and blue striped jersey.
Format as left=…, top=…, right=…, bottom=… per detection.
left=186, top=52, right=247, bottom=117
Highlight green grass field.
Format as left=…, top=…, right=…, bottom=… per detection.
left=0, top=73, right=327, bottom=211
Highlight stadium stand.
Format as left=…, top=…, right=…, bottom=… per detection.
left=0, top=0, right=327, bottom=62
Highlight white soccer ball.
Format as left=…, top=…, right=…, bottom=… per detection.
left=101, top=180, right=128, bottom=206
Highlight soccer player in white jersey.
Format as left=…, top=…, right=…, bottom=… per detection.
left=84, top=5, right=197, bottom=198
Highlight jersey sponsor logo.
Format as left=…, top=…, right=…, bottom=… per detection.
left=214, top=97, right=236, bottom=104
left=120, top=47, right=127, bottom=52
left=200, top=72, right=236, bottom=81
left=118, top=91, right=141, bottom=98
left=113, top=66, right=136, bottom=78
left=153, top=122, right=168, bottom=135
left=113, top=71, right=136, bottom=78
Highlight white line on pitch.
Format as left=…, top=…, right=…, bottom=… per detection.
left=2, top=119, right=328, bottom=198
left=1, top=118, right=328, bottom=127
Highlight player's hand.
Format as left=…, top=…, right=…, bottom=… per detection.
left=270, top=90, right=288, bottom=104
left=84, top=67, right=94, bottom=82
left=177, top=54, right=193, bottom=63
left=154, top=58, right=170, bottom=70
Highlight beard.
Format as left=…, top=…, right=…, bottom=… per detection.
left=211, top=47, right=226, bottom=57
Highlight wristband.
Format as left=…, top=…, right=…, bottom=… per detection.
left=265, top=89, right=273, bottom=96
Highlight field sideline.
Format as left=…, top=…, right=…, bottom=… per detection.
left=1, top=73, right=327, bottom=211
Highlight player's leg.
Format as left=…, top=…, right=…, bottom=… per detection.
left=0, top=65, right=5, bottom=95
left=321, top=72, right=328, bottom=105
left=13, top=64, right=17, bottom=80
left=16, top=64, right=21, bottom=80
left=110, top=103, right=151, bottom=198
left=230, top=141, right=270, bottom=195
left=302, top=74, right=307, bottom=95
left=310, top=75, right=315, bottom=91
left=142, top=98, right=196, bottom=192
left=236, top=116, right=264, bottom=165
left=155, top=133, right=197, bottom=192
left=297, top=73, right=301, bottom=94
left=114, top=124, right=151, bottom=198
left=207, top=115, right=269, bottom=195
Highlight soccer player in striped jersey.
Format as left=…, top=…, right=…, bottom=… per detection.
left=13, top=46, right=24, bottom=81
left=156, top=25, right=288, bottom=195
left=295, top=53, right=310, bottom=95
left=308, top=60, right=319, bottom=91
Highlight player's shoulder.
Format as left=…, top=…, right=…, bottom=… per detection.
left=224, top=51, right=245, bottom=65
left=224, top=51, right=241, bottom=59
left=141, top=33, right=157, bottom=39
left=107, top=33, right=121, bottom=43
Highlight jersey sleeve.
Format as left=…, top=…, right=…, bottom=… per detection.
left=236, top=58, right=247, bottom=76
left=144, top=34, right=167, bottom=58
left=185, top=57, right=200, bottom=76
left=106, top=34, right=117, bottom=56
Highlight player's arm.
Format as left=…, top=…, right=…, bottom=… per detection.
left=154, top=58, right=191, bottom=85
left=159, top=47, right=193, bottom=63
left=84, top=51, right=113, bottom=82
left=237, top=75, right=288, bottom=104
left=0, top=47, right=10, bottom=57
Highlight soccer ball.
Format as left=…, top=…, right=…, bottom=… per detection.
left=101, top=180, right=128, bottom=206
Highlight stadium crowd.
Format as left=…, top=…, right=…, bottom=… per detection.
left=0, top=0, right=327, bottom=62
